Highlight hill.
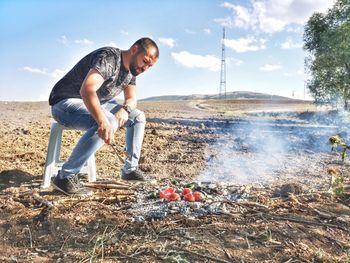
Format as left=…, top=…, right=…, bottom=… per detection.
left=140, top=91, right=296, bottom=102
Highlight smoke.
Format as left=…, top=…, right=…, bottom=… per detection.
left=197, top=110, right=348, bottom=185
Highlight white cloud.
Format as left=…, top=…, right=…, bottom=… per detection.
left=22, top=66, right=47, bottom=74
left=58, top=36, right=95, bottom=46
left=74, top=39, right=94, bottom=45
left=259, top=64, right=282, bottom=71
left=296, top=69, right=303, bottom=75
left=286, top=25, right=303, bottom=33
left=50, top=69, right=65, bottom=79
left=107, top=42, right=119, bottom=48
left=217, top=0, right=335, bottom=33
left=225, top=36, right=266, bottom=53
left=221, top=2, right=256, bottom=29
left=214, top=16, right=233, bottom=28
left=171, top=51, right=220, bottom=71
left=227, top=57, right=244, bottom=66
left=281, top=37, right=303, bottom=49
left=158, top=37, right=176, bottom=48
left=57, top=35, right=69, bottom=45
left=185, top=29, right=196, bottom=34
left=204, top=28, right=212, bottom=35
left=120, top=30, right=129, bottom=35
left=21, top=66, right=64, bottom=79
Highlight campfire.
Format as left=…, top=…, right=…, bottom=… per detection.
left=127, top=182, right=251, bottom=222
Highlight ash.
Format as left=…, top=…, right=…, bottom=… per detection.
left=127, top=182, right=249, bottom=222
left=198, top=110, right=350, bottom=188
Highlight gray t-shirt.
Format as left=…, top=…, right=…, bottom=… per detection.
left=49, top=47, right=136, bottom=105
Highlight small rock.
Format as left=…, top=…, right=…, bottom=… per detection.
left=208, top=183, right=216, bottom=189
left=151, top=129, right=158, bottom=135
left=145, top=210, right=167, bottom=221
left=134, top=216, right=145, bottom=223
left=274, top=183, right=303, bottom=198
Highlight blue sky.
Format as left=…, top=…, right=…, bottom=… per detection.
left=0, top=0, right=335, bottom=101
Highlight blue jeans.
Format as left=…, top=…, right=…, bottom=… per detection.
left=51, top=98, right=146, bottom=179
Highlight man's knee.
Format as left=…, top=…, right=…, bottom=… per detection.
left=131, top=109, right=146, bottom=123
left=136, top=110, right=146, bottom=123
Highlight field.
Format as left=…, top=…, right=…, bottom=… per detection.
left=0, top=99, right=349, bottom=262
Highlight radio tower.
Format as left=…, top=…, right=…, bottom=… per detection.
left=219, top=27, right=227, bottom=99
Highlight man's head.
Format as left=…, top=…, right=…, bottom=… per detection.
left=129, top=37, right=159, bottom=76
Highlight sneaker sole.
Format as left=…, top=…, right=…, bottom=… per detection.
left=52, top=182, right=93, bottom=197
left=51, top=182, right=72, bottom=196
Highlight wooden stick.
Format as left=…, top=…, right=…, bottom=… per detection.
left=110, top=143, right=125, bottom=163
left=176, top=248, right=233, bottom=263
left=93, top=180, right=131, bottom=186
left=32, top=192, right=54, bottom=208
left=237, top=201, right=269, bottom=210
left=24, top=225, right=33, bottom=249
left=58, top=195, right=132, bottom=203
left=268, top=214, right=349, bottom=232
left=223, top=200, right=269, bottom=211
left=84, top=183, right=131, bottom=190
left=14, top=192, right=54, bottom=208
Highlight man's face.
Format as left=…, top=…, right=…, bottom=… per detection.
left=130, top=46, right=157, bottom=76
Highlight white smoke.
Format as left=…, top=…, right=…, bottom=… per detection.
left=197, top=110, right=348, bottom=185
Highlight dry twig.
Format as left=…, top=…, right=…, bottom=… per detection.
left=83, top=183, right=132, bottom=190
left=175, top=248, right=233, bottom=263
left=267, top=214, right=349, bottom=232
left=93, top=179, right=131, bottom=186
left=57, top=195, right=132, bottom=204
left=110, top=143, right=125, bottom=163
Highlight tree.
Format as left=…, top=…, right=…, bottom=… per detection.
left=304, top=0, right=350, bottom=109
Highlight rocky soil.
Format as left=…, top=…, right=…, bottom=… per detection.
left=0, top=99, right=349, bottom=262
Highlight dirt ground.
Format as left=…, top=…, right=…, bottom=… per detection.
left=0, top=99, right=349, bottom=263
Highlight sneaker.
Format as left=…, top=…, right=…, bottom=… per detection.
left=52, top=173, right=93, bottom=196
left=121, top=169, right=154, bottom=182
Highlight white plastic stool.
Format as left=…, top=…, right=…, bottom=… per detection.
left=41, top=121, right=97, bottom=189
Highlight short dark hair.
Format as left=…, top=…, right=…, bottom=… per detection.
left=133, top=37, right=159, bottom=59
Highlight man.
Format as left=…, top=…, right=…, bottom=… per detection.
left=49, top=37, right=159, bottom=195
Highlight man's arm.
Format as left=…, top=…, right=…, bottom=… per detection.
left=114, top=84, right=137, bottom=128
left=123, top=84, right=137, bottom=110
left=80, top=68, right=113, bottom=144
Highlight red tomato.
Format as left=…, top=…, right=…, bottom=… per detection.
left=159, top=190, right=169, bottom=199
left=193, top=191, right=204, bottom=201
left=181, top=188, right=192, bottom=196
left=184, top=193, right=195, bottom=202
left=164, top=187, right=176, bottom=194
left=159, top=187, right=176, bottom=199
left=167, top=193, right=181, bottom=202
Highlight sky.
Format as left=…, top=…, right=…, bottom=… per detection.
left=0, top=0, right=335, bottom=101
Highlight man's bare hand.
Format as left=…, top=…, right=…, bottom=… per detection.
left=97, top=121, right=114, bottom=145
left=115, top=108, right=129, bottom=127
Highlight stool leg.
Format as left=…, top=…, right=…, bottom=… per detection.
left=41, top=122, right=61, bottom=189
left=42, top=122, right=98, bottom=187
left=87, top=155, right=97, bottom=182
left=55, top=126, right=63, bottom=163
